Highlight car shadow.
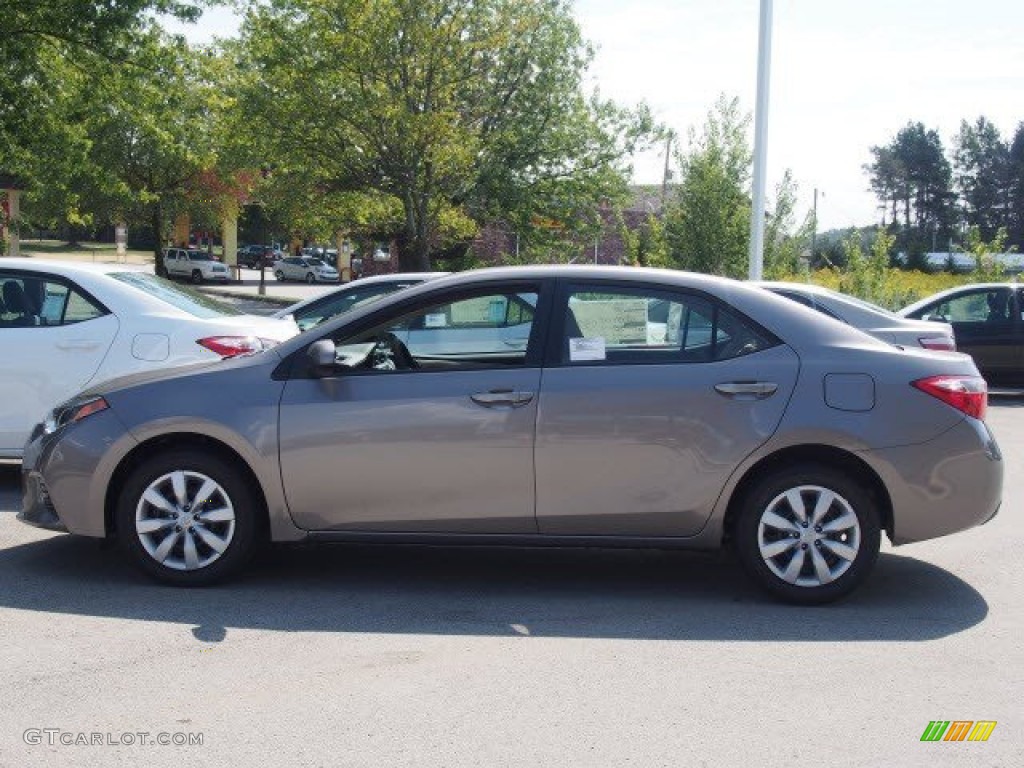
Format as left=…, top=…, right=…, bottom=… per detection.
left=0, top=526, right=987, bottom=643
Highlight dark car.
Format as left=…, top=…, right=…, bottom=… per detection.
left=237, top=245, right=281, bottom=269
left=900, top=283, right=1024, bottom=387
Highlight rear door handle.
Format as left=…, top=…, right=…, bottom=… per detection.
left=714, top=381, right=778, bottom=400
left=470, top=389, right=534, bottom=408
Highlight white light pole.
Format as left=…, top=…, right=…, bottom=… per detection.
left=748, top=0, right=774, bottom=280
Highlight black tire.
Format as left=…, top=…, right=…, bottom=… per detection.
left=116, top=450, right=261, bottom=586
left=305, top=272, right=316, bottom=284
left=190, top=269, right=203, bottom=284
left=274, top=270, right=285, bottom=281
left=733, top=463, right=881, bottom=604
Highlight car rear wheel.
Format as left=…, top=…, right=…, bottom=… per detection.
left=116, top=451, right=260, bottom=586
left=734, top=464, right=881, bottom=604
left=274, top=270, right=285, bottom=281
left=305, top=273, right=315, bottom=284
left=190, top=270, right=203, bottom=284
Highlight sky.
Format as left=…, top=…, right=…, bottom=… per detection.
left=166, top=0, right=1024, bottom=231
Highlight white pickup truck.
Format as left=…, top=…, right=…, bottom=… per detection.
left=163, top=248, right=231, bottom=284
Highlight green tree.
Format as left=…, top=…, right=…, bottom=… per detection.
left=763, top=170, right=811, bottom=279
left=621, top=213, right=669, bottom=268
left=56, top=31, right=221, bottom=269
left=1007, top=123, right=1024, bottom=249
left=238, top=0, right=653, bottom=271
left=664, top=95, right=752, bottom=277
left=0, top=2, right=205, bottom=192
left=865, top=122, right=955, bottom=253
left=965, top=226, right=1009, bottom=282
left=954, top=117, right=1010, bottom=241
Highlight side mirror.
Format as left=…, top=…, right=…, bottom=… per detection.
left=923, top=313, right=948, bottom=323
left=306, top=339, right=337, bottom=377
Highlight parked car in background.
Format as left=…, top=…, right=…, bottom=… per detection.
left=274, top=273, right=445, bottom=331
left=758, top=282, right=956, bottom=351
left=273, top=257, right=340, bottom=283
left=0, top=259, right=299, bottom=460
left=900, top=283, right=1024, bottom=387
left=237, top=245, right=283, bottom=269
left=20, top=266, right=1001, bottom=605
left=163, top=248, right=230, bottom=283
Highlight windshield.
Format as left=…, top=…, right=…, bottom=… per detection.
left=188, top=252, right=215, bottom=261
left=110, top=272, right=243, bottom=318
left=308, top=259, right=327, bottom=267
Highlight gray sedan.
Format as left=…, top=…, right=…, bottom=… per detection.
left=757, top=281, right=956, bottom=351
left=19, top=266, right=1002, bottom=603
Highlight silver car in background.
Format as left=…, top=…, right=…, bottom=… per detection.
left=758, top=281, right=956, bottom=351
left=20, top=266, right=1001, bottom=604
left=273, top=257, right=339, bottom=283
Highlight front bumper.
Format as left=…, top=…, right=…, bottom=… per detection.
left=18, top=409, right=137, bottom=539
left=18, top=470, right=67, bottom=531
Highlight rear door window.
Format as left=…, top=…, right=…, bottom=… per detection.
left=0, top=274, right=108, bottom=327
left=559, top=284, right=777, bottom=365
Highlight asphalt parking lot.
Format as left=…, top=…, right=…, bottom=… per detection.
left=0, top=401, right=1021, bottom=767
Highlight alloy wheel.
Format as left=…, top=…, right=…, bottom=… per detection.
left=135, top=470, right=236, bottom=571
left=756, top=484, right=861, bottom=588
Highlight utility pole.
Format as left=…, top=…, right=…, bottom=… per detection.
left=747, top=0, right=773, bottom=280
left=810, top=188, right=820, bottom=266
left=660, top=131, right=674, bottom=209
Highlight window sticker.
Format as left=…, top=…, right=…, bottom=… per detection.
left=569, top=336, right=606, bottom=361
left=424, top=312, right=448, bottom=328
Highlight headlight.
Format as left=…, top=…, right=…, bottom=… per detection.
left=44, top=396, right=109, bottom=435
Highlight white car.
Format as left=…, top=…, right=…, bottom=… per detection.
left=0, top=259, right=299, bottom=459
left=273, top=257, right=339, bottom=283
left=274, top=273, right=445, bottom=331
left=163, top=248, right=232, bottom=283
left=757, top=281, right=956, bottom=351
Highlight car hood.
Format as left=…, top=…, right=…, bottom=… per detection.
left=77, top=349, right=282, bottom=399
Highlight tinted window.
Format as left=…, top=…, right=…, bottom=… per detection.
left=109, top=272, right=243, bottom=318
left=926, top=289, right=1011, bottom=323
left=0, top=275, right=107, bottom=328
left=561, top=285, right=776, bottom=365
left=774, top=289, right=815, bottom=308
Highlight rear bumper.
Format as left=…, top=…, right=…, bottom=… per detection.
left=865, top=417, right=1003, bottom=545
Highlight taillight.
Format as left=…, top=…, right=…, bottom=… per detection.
left=197, top=336, right=264, bottom=358
left=912, top=375, right=987, bottom=420
left=919, top=336, right=956, bottom=351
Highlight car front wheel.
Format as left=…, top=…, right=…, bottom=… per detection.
left=190, top=270, right=203, bottom=284
left=116, top=451, right=260, bottom=586
left=274, top=270, right=285, bottom=281
left=305, top=273, right=316, bottom=284
left=734, top=464, right=881, bottom=604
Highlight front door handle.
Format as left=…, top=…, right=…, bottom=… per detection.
left=714, top=381, right=778, bottom=400
left=470, top=389, right=534, bottom=408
